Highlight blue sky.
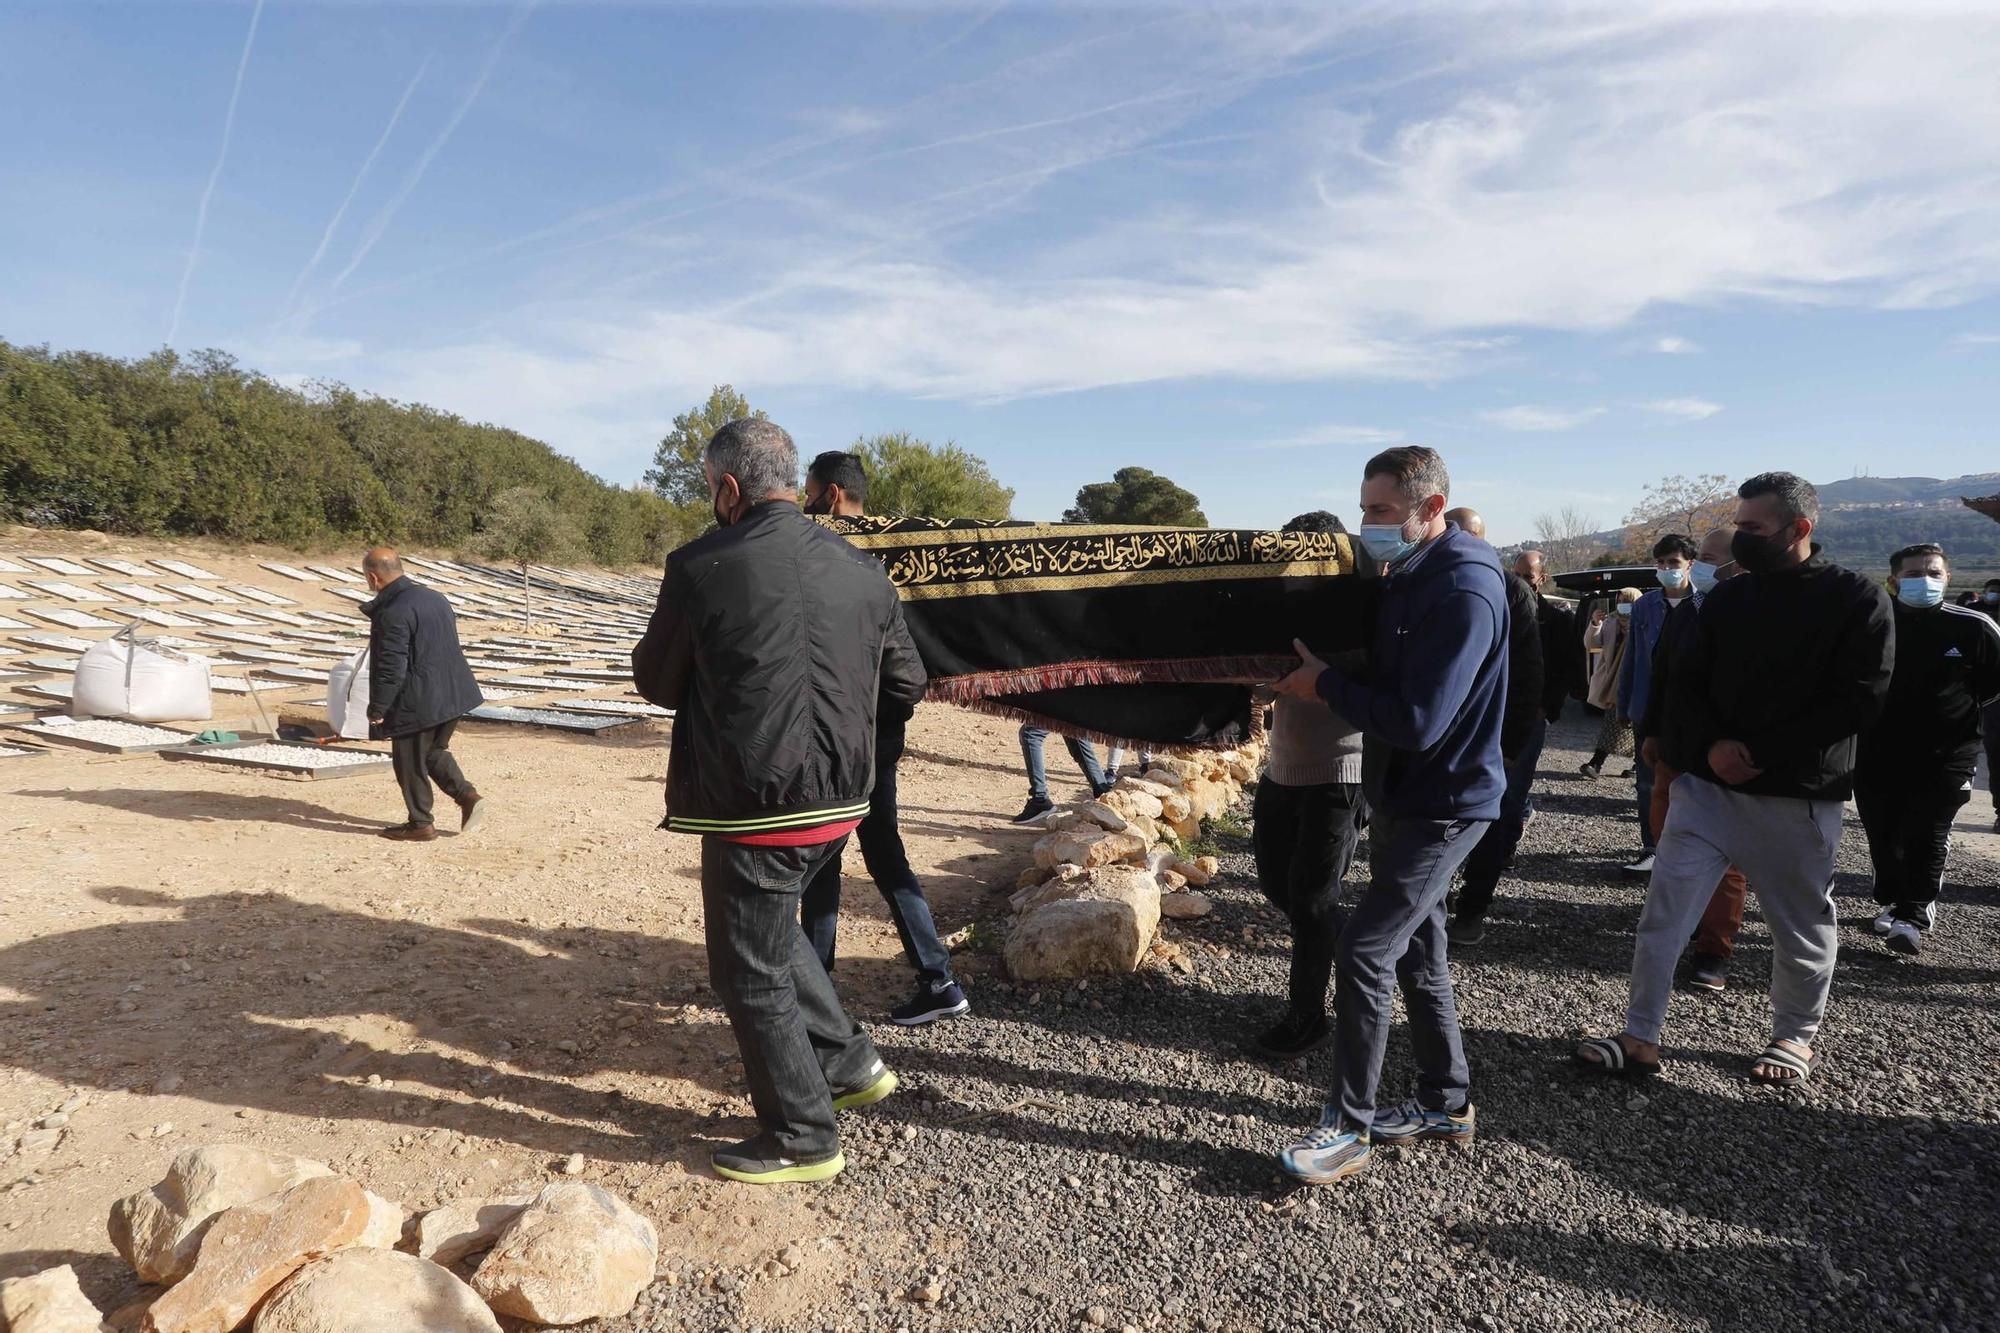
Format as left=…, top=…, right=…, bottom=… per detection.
left=3, top=1, right=1998, bottom=544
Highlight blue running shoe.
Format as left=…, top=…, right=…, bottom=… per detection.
left=1370, top=1100, right=1475, bottom=1148
left=1276, top=1112, right=1372, bottom=1185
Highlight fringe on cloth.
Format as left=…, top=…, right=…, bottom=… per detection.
left=924, top=655, right=1294, bottom=707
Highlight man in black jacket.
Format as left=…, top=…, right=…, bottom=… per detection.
left=1443, top=509, right=1545, bottom=944
left=1856, top=543, right=2000, bottom=955
left=1578, top=473, right=1893, bottom=1086
left=634, top=420, right=924, bottom=1185
left=361, top=548, right=486, bottom=843
left=1514, top=550, right=1579, bottom=724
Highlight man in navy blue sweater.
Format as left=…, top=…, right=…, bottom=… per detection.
left=1270, top=446, right=1508, bottom=1185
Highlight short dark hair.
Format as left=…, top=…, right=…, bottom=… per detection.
left=1889, top=543, right=1947, bottom=574
left=1282, top=510, right=1347, bottom=535
left=807, top=450, right=868, bottom=504
left=1651, top=533, right=1697, bottom=562
left=1738, top=471, right=1819, bottom=526
left=1985, top=577, right=2000, bottom=590
left=705, top=419, right=797, bottom=500
left=1363, top=446, right=1450, bottom=504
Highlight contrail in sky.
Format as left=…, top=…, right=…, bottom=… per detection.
left=328, top=2, right=532, bottom=294
left=278, top=55, right=433, bottom=329
left=167, top=0, right=266, bottom=346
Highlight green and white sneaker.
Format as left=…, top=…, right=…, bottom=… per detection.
left=711, top=1135, right=845, bottom=1185
left=832, top=1062, right=899, bottom=1111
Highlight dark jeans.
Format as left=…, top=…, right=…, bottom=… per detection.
left=1020, top=725, right=1107, bottom=800
left=1856, top=767, right=1972, bottom=910
left=1252, top=778, right=1366, bottom=1020
left=1985, top=701, right=2000, bottom=817
left=801, top=735, right=955, bottom=988
left=1633, top=748, right=1657, bottom=850
left=1455, top=717, right=1546, bottom=921
left=702, top=836, right=881, bottom=1159
left=390, top=720, right=474, bottom=826
left=1327, top=812, right=1482, bottom=1132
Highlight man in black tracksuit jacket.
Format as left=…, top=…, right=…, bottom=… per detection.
left=362, top=548, right=485, bottom=841
left=633, top=419, right=925, bottom=1186
left=1855, top=544, right=2000, bottom=954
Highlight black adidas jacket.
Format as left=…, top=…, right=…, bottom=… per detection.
left=1858, top=599, right=2000, bottom=776
left=633, top=501, right=927, bottom=836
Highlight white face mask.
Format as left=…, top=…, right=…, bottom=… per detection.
left=1615, top=603, right=1632, bottom=617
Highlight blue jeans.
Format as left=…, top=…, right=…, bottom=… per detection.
left=800, top=729, right=955, bottom=987
left=1455, top=717, right=1546, bottom=920
left=1020, top=725, right=1107, bottom=800
left=1634, top=750, right=1657, bottom=849
left=1326, top=812, right=1483, bottom=1131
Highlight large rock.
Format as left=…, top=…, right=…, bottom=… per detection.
left=470, top=1183, right=657, bottom=1325
left=1161, top=890, right=1215, bottom=920
left=1073, top=800, right=1127, bottom=832
left=1031, top=828, right=1147, bottom=871
left=1004, top=865, right=1161, bottom=981
left=143, top=1176, right=369, bottom=1333
left=0, top=1265, right=109, bottom=1333
left=411, top=1194, right=534, bottom=1267
left=357, top=1191, right=405, bottom=1251
left=110, top=1146, right=335, bottom=1285
left=254, top=1249, right=499, bottom=1333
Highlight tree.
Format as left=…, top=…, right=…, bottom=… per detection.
left=854, top=432, right=1013, bottom=520
left=1062, top=466, right=1207, bottom=527
left=645, top=385, right=763, bottom=507
left=1530, top=505, right=1604, bottom=573
left=475, top=486, right=585, bottom=623
left=1623, top=473, right=1735, bottom=555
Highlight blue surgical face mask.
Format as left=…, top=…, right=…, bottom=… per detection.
left=1986, top=590, right=2000, bottom=605
left=1896, top=576, right=1945, bottom=609
left=1657, top=565, right=1689, bottom=591
left=1615, top=602, right=1632, bottom=617
left=1689, top=560, right=1718, bottom=594
left=1358, top=522, right=1418, bottom=566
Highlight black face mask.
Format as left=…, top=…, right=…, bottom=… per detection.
left=1730, top=525, right=1797, bottom=574
left=802, top=493, right=832, bottom=517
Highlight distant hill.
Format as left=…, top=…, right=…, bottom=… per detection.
left=1818, top=472, right=2000, bottom=506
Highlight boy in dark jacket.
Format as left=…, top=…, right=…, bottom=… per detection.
left=362, top=548, right=486, bottom=842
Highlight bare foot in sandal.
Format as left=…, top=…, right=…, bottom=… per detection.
left=1750, top=1038, right=1817, bottom=1084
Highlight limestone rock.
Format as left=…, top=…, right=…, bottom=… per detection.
left=254, top=1249, right=499, bottom=1333
left=412, top=1194, right=534, bottom=1267
left=1172, top=857, right=1213, bottom=887
left=1032, top=828, right=1147, bottom=871
left=471, top=1183, right=657, bottom=1325
left=1005, top=865, right=1161, bottom=981
left=1074, top=800, right=1128, bottom=832
left=143, top=1176, right=369, bottom=1333
left=1138, top=768, right=1184, bottom=789
left=1193, top=855, right=1221, bottom=882
left=1156, top=870, right=1188, bottom=893
left=1226, top=756, right=1258, bottom=784
left=1110, top=777, right=1174, bottom=807
left=1120, top=811, right=1160, bottom=846
left=355, top=1191, right=405, bottom=1251
left=1161, top=891, right=1214, bottom=920
left=110, top=1145, right=335, bottom=1285
left=1015, top=864, right=1051, bottom=891
left=0, top=1265, right=110, bottom=1333
left=1149, top=755, right=1206, bottom=784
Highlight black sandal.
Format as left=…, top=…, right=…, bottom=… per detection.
left=1573, top=1035, right=1661, bottom=1078
left=1748, top=1042, right=1818, bottom=1085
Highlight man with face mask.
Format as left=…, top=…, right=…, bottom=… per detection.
left=1578, top=472, right=1892, bottom=1087
left=1616, top=533, right=1699, bottom=875
left=634, top=420, right=925, bottom=1184
left=1269, top=446, right=1506, bottom=1184
left=1854, top=544, right=2000, bottom=955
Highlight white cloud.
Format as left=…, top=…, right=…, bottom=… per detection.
left=1641, top=397, right=1724, bottom=420
left=1653, top=336, right=1701, bottom=354
left=1478, top=405, right=1606, bottom=432
left=1261, top=424, right=1405, bottom=449
left=1953, top=332, right=2000, bottom=346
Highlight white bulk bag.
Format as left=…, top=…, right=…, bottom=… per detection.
left=71, top=626, right=213, bottom=722
left=326, top=648, right=373, bottom=740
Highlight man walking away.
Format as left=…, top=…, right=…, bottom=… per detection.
left=634, top=420, right=915, bottom=1185
left=1638, top=529, right=1747, bottom=993
left=1617, top=533, right=1699, bottom=876
left=1578, top=472, right=1892, bottom=1086
left=1250, top=512, right=1367, bottom=1060
left=1442, top=508, right=1545, bottom=946
left=1514, top=550, right=1580, bottom=728
left=1856, top=544, right=2000, bottom=955
left=1272, top=447, right=1506, bottom=1184
left=1013, top=724, right=1113, bottom=822
left=799, top=450, right=970, bottom=1024
left=361, top=548, right=486, bottom=842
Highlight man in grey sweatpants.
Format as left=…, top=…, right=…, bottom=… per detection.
left=1579, top=472, right=1892, bottom=1084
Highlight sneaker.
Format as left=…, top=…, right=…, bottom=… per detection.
left=1011, top=796, right=1055, bottom=825
left=1884, top=920, right=1922, bottom=956
left=831, top=1061, right=899, bottom=1111
left=711, top=1135, right=845, bottom=1185
left=1447, top=914, right=1486, bottom=946
left=1522, top=807, right=1538, bottom=830
left=1621, top=852, right=1656, bottom=876
left=1684, top=954, right=1728, bottom=992
left=889, top=980, right=970, bottom=1027
left=378, top=822, right=437, bottom=842
left=1578, top=762, right=1602, bottom=779
left=1370, top=1100, right=1475, bottom=1149
left=1253, top=1011, right=1330, bottom=1060
left=1871, top=907, right=1898, bottom=936
left=1276, top=1113, right=1371, bottom=1185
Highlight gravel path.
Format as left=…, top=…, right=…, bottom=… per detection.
left=623, top=713, right=2000, bottom=1333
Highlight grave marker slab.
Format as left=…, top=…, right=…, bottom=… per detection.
left=260, top=562, right=321, bottom=582
left=159, top=739, right=388, bottom=779
left=24, top=608, right=120, bottom=630
left=165, top=583, right=238, bottom=604
left=103, top=582, right=180, bottom=603
left=152, top=558, right=222, bottom=580
left=464, top=705, right=640, bottom=734
left=24, top=580, right=112, bottom=603
left=306, top=564, right=366, bottom=584
left=25, top=556, right=95, bottom=576
left=6, top=716, right=196, bottom=752
left=228, top=584, right=296, bottom=605
left=89, top=557, right=156, bottom=577
left=0, top=583, right=30, bottom=599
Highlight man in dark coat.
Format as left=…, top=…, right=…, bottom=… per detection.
left=362, top=547, right=486, bottom=842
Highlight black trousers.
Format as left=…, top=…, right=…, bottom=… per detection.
left=703, top=836, right=881, bottom=1159
left=1251, top=778, right=1367, bottom=1020
left=390, top=720, right=475, bottom=826
left=1855, top=766, right=1972, bottom=909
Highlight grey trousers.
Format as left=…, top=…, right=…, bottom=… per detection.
left=1325, top=813, right=1483, bottom=1131
left=1626, top=774, right=1842, bottom=1047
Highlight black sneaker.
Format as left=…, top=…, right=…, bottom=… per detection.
left=1011, top=796, right=1055, bottom=825
left=1684, top=954, right=1728, bottom=992
left=1253, top=1011, right=1330, bottom=1060
left=711, top=1134, right=845, bottom=1185
left=889, top=980, right=970, bottom=1026
left=1447, top=914, right=1486, bottom=946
